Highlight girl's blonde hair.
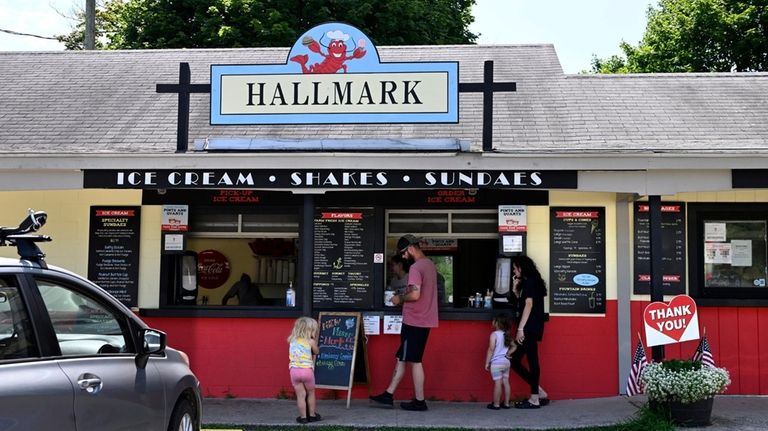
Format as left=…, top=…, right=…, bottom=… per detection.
left=492, top=313, right=512, bottom=347
left=287, top=316, right=318, bottom=343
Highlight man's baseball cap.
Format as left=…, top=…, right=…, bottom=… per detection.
left=397, top=234, right=423, bottom=253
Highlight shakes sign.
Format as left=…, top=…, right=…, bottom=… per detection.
left=210, top=22, right=458, bottom=125
left=84, top=169, right=578, bottom=190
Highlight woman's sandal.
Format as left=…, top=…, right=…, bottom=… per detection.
left=514, top=400, right=541, bottom=409
left=486, top=403, right=501, bottom=410
left=539, top=398, right=550, bottom=406
left=500, top=403, right=512, bottom=409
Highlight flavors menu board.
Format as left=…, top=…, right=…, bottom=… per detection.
left=313, top=208, right=374, bottom=308
left=87, top=206, right=141, bottom=307
left=633, top=202, right=686, bottom=295
left=550, top=208, right=606, bottom=314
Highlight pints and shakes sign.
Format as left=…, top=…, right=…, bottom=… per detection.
left=210, top=22, right=458, bottom=125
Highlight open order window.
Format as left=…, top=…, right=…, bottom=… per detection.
left=386, top=210, right=498, bottom=309
left=164, top=207, right=300, bottom=307
left=688, top=203, right=768, bottom=302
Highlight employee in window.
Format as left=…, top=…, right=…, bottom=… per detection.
left=509, top=255, right=550, bottom=409
left=222, top=273, right=263, bottom=306
left=388, top=254, right=409, bottom=293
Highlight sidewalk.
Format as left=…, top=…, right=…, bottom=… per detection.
left=202, top=395, right=768, bottom=430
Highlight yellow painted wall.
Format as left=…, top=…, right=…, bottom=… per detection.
left=11, top=188, right=726, bottom=313
left=0, top=190, right=161, bottom=308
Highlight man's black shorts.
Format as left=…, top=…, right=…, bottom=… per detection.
left=396, top=323, right=431, bottom=363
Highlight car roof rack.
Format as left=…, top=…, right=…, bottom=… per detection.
left=0, top=209, right=51, bottom=269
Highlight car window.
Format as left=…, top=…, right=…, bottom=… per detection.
left=0, top=276, right=39, bottom=360
left=35, top=278, right=131, bottom=356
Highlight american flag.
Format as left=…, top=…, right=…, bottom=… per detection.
left=692, top=335, right=715, bottom=368
left=626, top=340, right=648, bottom=396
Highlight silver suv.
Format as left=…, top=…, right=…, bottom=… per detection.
left=0, top=210, right=201, bottom=431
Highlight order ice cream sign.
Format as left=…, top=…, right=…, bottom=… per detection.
left=210, top=22, right=458, bottom=125
left=643, top=295, right=700, bottom=346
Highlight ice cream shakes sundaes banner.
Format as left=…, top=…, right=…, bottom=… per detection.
left=643, top=294, right=700, bottom=347
left=210, top=22, right=458, bottom=125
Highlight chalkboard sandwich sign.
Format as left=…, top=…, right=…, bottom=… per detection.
left=315, top=312, right=368, bottom=408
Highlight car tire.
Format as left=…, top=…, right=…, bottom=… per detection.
left=168, top=397, right=197, bottom=431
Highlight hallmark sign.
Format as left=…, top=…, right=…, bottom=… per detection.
left=210, top=22, right=458, bottom=124
left=84, top=169, right=577, bottom=190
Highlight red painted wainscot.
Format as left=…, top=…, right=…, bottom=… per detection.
left=143, top=301, right=619, bottom=402
left=630, top=301, right=768, bottom=395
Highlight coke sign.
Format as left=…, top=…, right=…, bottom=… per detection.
left=197, top=249, right=231, bottom=289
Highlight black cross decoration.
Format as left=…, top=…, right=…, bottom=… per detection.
left=157, top=60, right=515, bottom=153
left=156, top=63, right=211, bottom=153
left=459, top=60, right=517, bottom=151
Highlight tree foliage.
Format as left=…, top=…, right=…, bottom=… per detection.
left=54, top=0, right=110, bottom=50
left=590, top=0, right=768, bottom=73
left=59, top=0, right=477, bottom=49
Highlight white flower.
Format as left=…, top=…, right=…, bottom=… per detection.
left=641, top=360, right=731, bottom=404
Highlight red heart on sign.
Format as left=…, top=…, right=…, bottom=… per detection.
left=643, top=295, right=697, bottom=342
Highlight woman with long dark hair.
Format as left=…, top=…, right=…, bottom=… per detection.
left=509, top=255, right=550, bottom=409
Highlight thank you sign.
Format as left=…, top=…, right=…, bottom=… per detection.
left=643, top=294, right=700, bottom=347
left=210, top=22, right=458, bottom=124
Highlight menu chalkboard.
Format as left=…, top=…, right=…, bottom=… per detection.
left=315, top=312, right=367, bottom=407
left=312, top=209, right=374, bottom=308
left=633, top=202, right=686, bottom=295
left=87, top=206, right=141, bottom=307
left=549, top=208, right=606, bottom=314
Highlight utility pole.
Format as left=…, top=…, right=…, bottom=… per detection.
left=85, top=0, right=96, bottom=50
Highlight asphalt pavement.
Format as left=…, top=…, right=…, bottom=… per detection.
left=202, top=395, right=768, bottom=430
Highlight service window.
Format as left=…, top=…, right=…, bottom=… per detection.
left=688, top=204, right=768, bottom=301
left=165, top=206, right=300, bottom=307
left=386, top=210, right=499, bottom=309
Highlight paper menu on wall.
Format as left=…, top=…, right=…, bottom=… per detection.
left=363, top=314, right=380, bottom=335
left=705, top=223, right=727, bottom=242
left=731, top=240, right=752, bottom=267
left=383, top=315, right=402, bottom=334
left=502, top=235, right=523, bottom=252
left=705, top=242, right=732, bottom=264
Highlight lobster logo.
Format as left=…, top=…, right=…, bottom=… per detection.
left=290, top=29, right=366, bottom=74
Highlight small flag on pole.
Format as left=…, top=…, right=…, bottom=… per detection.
left=692, top=334, right=715, bottom=368
left=626, top=339, right=648, bottom=396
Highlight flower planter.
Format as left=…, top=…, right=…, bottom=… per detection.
left=651, top=397, right=714, bottom=427
left=642, top=359, right=729, bottom=427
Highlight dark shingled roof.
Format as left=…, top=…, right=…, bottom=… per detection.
left=1, top=44, right=767, bottom=158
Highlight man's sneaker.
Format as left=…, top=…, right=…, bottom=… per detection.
left=400, top=399, right=428, bottom=411
left=369, top=391, right=394, bottom=406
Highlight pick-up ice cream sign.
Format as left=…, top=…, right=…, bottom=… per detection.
left=643, top=294, right=700, bottom=347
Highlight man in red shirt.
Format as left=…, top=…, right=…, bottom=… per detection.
left=370, top=234, right=438, bottom=411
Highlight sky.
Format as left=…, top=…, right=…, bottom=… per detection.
left=0, top=0, right=653, bottom=73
